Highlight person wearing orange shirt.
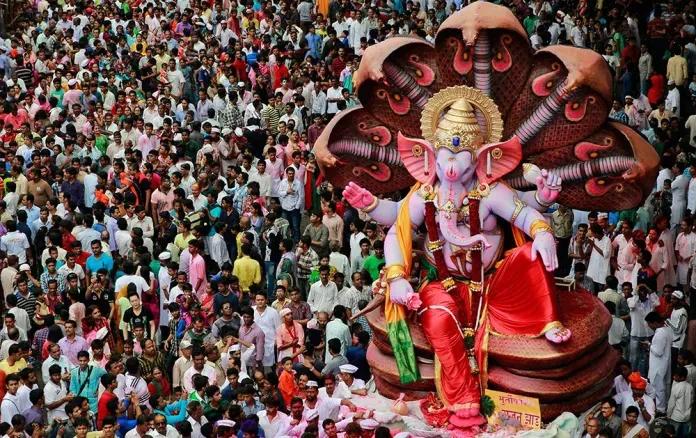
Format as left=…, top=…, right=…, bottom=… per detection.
left=277, top=357, right=299, bottom=406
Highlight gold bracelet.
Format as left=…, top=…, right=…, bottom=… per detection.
left=529, top=219, right=553, bottom=238
left=361, top=195, right=379, bottom=213
left=385, top=264, right=407, bottom=282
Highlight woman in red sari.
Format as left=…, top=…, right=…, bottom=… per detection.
left=147, top=367, right=171, bottom=398
left=200, top=283, right=216, bottom=327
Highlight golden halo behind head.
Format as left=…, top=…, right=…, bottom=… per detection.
left=420, top=85, right=504, bottom=154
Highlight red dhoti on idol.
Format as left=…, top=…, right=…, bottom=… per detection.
left=419, top=242, right=561, bottom=408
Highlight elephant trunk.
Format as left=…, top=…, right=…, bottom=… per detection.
left=438, top=209, right=481, bottom=249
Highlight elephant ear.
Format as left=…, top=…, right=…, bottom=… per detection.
left=475, top=136, right=523, bottom=185
left=397, top=132, right=436, bottom=186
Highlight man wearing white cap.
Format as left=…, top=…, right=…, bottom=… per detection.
left=667, top=290, right=688, bottom=351
left=304, top=379, right=357, bottom=423
left=338, top=364, right=367, bottom=396
left=359, top=418, right=380, bottom=433
left=665, top=79, right=681, bottom=117
left=319, top=374, right=351, bottom=400
left=62, top=78, right=83, bottom=108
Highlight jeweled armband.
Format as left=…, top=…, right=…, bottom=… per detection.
left=385, top=264, right=407, bottom=283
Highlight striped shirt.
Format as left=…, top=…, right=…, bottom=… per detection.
left=261, top=105, right=282, bottom=134
left=124, top=373, right=151, bottom=408
left=15, top=291, right=36, bottom=320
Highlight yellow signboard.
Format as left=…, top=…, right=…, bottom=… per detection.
left=484, top=389, right=542, bottom=430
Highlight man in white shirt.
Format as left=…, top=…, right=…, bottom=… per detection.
left=249, top=160, right=272, bottom=200
left=308, top=266, right=338, bottom=315
left=187, top=184, right=208, bottom=212
left=44, top=364, right=71, bottom=424
left=675, top=219, right=696, bottom=290
left=667, top=366, right=693, bottom=435
left=187, top=400, right=209, bottom=438
left=329, top=243, right=350, bottom=279
left=324, top=305, right=351, bottom=362
left=114, top=261, right=151, bottom=297
left=614, top=375, right=656, bottom=428
left=326, top=78, right=343, bottom=116
left=124, top=416, right=151, bottom=438
left=42, top=344, right=73, bottom=383
left=0, top=221, right=30, bottom=264
left=182, top=347, right=218, bottom=394
left=587, top=223, right=612, bottom=291
left=645, top=311, right=674, bottom=412
left=253, top=292, right=280, bottom=370
left=665, top=80, right=681, bottom=117
left=667, top=291, right=688, bottom=351
left=129, top=206, right=155, bottom=238
left=1, top=373, right=22, bottom=423
left=570, top=18, right=587, bottom=47
left=209, top=223, right=231, bottom=268
left=628, top=285, right=659, bottom=375
left=337, top=364, right=367, bottom=396
left=258, top=396, right=289, bottom=437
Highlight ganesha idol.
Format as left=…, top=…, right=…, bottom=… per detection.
left=316, top=1, right=659, bottom=428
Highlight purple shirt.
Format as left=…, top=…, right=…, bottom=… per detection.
left=22, top=405, right=44, bottom=426
left=60, top=180, right=85, bottom=208
left=58, top=336, right=89, bottom=365
left=239, top=323, right=265, bottom=363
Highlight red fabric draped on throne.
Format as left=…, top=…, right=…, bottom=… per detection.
left=419, top=242, right=559, bottom=407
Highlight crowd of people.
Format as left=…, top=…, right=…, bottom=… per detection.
left=0, top=0, right=692, bottom=436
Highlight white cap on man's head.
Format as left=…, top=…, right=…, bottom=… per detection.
left=359, top=419, right=380, bottom=430
left=339, top=364, right=359, bottom=374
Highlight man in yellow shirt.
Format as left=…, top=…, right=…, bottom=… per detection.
left=0, top=344, right=26, bottom=375
left=232, top=243, right=261, bottom=294
left=666, top=47, right=689, bottom=86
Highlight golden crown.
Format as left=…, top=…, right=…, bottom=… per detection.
left=420, top=86, right=503, bottom=155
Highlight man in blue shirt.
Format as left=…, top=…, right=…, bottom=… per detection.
left=70, top=351, right=106, bottom=413
left=86, top=239, right=114, bottom=277
left=305, top=26, right=322, bottom=60
left=60, top=167, right=85, bottom=211
left=346, top=331, right=370, bottom=383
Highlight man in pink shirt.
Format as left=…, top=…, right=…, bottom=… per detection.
left=188, top=239, right=208, bottom=299
left=62, top=79, right=84, bottom=108
left=265, top=147, right=284, bottom=198
left=150, top=177, right=175, bottom=224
